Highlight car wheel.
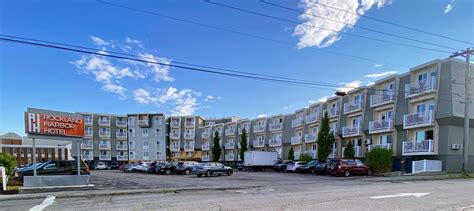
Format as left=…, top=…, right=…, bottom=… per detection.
left=132, top=169, right=137, bottom=173
left=226, top=170, right=232, bottom=176
left=344, top=170, right=350, bottom=177
left=367, top=169, right=372, bottom=176
left=311, top=169, right=316, bottom=174
left=165, top=169, right=171, bottom=175
left=184, top=169, right=191, bottom=175
left=205, top=170, right=212, bottom=177
left=197, top=174, right=202, bottom=177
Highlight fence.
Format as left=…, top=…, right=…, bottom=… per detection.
left=1, top=166, right=6, bottom=191
left=412, top=159, right=442, bottom=174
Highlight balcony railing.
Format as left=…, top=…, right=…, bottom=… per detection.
left=304, top=133, right=317, bottom=143
left=369, top=119, right=393, bottom=134
left=170, top=144, right=180, bottom=152
left=184, top=132, right=195, bottom=139
left=291, top=136, right=302, bottom=145
left=171, top=121, right=180, bottom=128
left=117, top=155, right=128, bottom=161
left=239, top=126, right=249, bottom=134
left=98, top=119, right=110, bottom=126
left=184, top=143, right=195, bottom=151
left=253, top=140, right=265, bottom=148
left=403, top=111, right=434, bottom=129
left=225, top=142, right=235, bottom=149
left=225, top=129, right=236, bottom=136
left=270, top=122, right=283, bottom=131
left=81, top=154, right=93, bottom=160
left=202, top=131, right=211, bottom=139
left=368, top=144, right=392, bottom=151
left=253, top=125, right=265, bottom=133
left=370, top=91, right=395, bottom=107
left=330, top=124, right=338, bottom=134
left=306, top=113, right=319, bottom=124
left=402, top=139, right=435, bottom=156
left=329, top=107, right=339, bottom=118
left=116, top=120, right=127, bottom=127
left=170, top=133, right=180, bottom=139
left=342, top=146, right=362, bottom=158
left=202, top=144, right=210, bottom=151
left=99, top=143, right=111, bottom=150
left=81, top=142, right=93, bottom=149
left=344, top=99, right=363, bottom=114
left=116, top=144, right=128, bottom=150
left=185, top=121, right=195, bottom=128
left=99, top=131, right=110, bottom=137
left=84, top=130, right=93, bottom=137
left=99, top=154, right=111, bottom=160
left=225, top=154, right=235, bottom=161
left=269, top=138, right=282, bottom=147
left=138, top=119, right=149, bottom=126
left=405, top=76, right=437, bottom=98
left=84, top=118, right=93, bottom=125
left=292, top=118, right=304, bottom=128
left=342, top=125, right=361, bottom=138
left=116, top=131, right=127, bottom=139
left=202, top=155, right=210, bottom=161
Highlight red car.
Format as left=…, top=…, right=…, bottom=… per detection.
left=327, top=159, right=371, bottom=177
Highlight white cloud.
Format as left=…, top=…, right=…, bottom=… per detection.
left=257, top=114, right=267, bottom=118
left=90, top=36, right=111, bottom=46
left=138, top=53, right=174, bottom=82
left=133, top=88, right=157, bottom=104
left=374, top=64, right=384, bottom=67
left=204, top=95, right=218, bottom=102
left=336, top=80, right=362, bottom=93
left=444, top=1, right=453, bottom=13
left=126, top=37, right=144, bottom=48
left=364, top=71, right=397, bottom=78
left=133, top=87, right=200, bottom=116
left=294, top=0, right=389, bottom=48
left=103, top=84, right=127, bottom=99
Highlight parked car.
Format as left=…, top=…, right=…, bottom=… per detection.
left=125, top=163, right=141, bottom=173
left=175, top=161, right=200, bottom=175
left=235, top=161, right=244, bottom=170
left=193, top=162, right=233, bottom=177
left=16, top=160, right=90, bottom=181
left=137, top=162, right=152, bottom=173
left=286, top=161, right=307, bottom=173
left=274, top=161, right=292, bottom=172
left=304, top=160, right=328, bottom=174
left=144, top=162, right=162, bottom=173
left=328, top=159, right=371, bottom=177
left=156, top=162, right=179, bottom=175
left=109, top=162, right=120, bottom=170
left=96, top=162, right=108, bottom=170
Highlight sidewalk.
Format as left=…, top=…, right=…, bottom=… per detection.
left=362, top=172, right=473, bottom=182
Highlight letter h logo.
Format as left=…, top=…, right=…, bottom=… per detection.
left=28, top=113, right=41, bottom=133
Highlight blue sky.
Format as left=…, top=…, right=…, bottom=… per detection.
left=1, top=0, right=473, bottom=135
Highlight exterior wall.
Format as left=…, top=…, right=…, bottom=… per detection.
left=127, top=113, right=167, bottom=163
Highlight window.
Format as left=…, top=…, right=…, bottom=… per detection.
left=416, top=104, right=426, bottom=114
left=142, top=128, right=149, bottom=137
left=154, top=116, right=163, bottom=125
left=416, top=130, right=425, bottom=141
left=426, top=130, right=434, bottom=140
left=128, top=117, right=136, bottom=126
left=156, top=141, right=161, bottom=146
left=144, top=152, right=149, bottom=157
left=156, top=128, right=162, bottom=136
left=312, top=145, right=317, bottom=150
left=128, top=129, right=135, bottom=137
left=143, top=141, right=149, bottom=147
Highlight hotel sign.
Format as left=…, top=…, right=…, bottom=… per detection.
left=25, top=108, right=84, bottom=138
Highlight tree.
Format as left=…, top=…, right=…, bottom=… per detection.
left=365, top=148, right=393, bottom=174
left=239, top=128, right=248, bottom=161
left=298, top=153, right=312, bottom=162
left=317, top=112, right=336, bottom=160
left=288, top=147, right=295, bottom=161
left=0, top=153, right=16, bottom=176
left=211, top=130, right=221, bottom=162
left=343, top=141, right=355, bottom=158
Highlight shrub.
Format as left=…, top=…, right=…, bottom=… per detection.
left=365, top=148, right=393, bottom=174
left=343, top=142, right=355, bottom=158
left=288, top=147, right=295, bottom=161
left=298, top=153, right=312, bottom=162
left=0, top=153, right=17, bottom=176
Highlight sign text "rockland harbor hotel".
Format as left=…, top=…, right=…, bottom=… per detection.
left=25, top=112, right=84, bottom=137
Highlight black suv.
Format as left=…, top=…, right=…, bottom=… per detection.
left=16, top=160, right=90, bottom=181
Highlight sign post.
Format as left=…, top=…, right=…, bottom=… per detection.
left=0, top=167, right=6, bottom=191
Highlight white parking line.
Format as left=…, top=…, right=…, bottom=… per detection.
left=29, top=195, right=55, bottom=211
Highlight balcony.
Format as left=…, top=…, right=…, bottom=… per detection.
left=116, top=120, right=127, bottom=127
left=202, top=131, right=211, bottom=139
left=84, top=117, right=93, bottom=125
left=81, top=142, right=93, bottom=149
left=225, top=128, right=236, bottom=136
left=225, top=154, right=235, bottom=161
left=184, top=132, right=195, bottom=139
left=117, top=155, right=128, bottom=161
left=99, top=154, right=111, bottom=160
left=138, top=118, right=149, bottom=127
left=291, top=136, right=302, bottom=145
left=202, top=155, right=210, bottom=161
left=270, top=122, right=283, bottom=131
left=84, top=130, right=93, bottom=137
left=370, top=91, right=395, bottom=107
left=403, top=111, right=434, bottom=129
left=98, top=119, right=110, bottom=126
left=342, top=125, right=361, bottom=138
left=344, top=100, right=363, bottom=114
left=269, top=138, right=282, bottom=147
left=225, top=142, right=235, bottom=149
left=170, top=144, right=180, bottom=152
left=116, top=144, right=128, bottom=150
left=99, top=130, right=110, bottom=138
left=185, top=121, right=195, bottom=128
left=304, top=133, right=317, bottom=143
left=170, top=132, right=180, bottom=139
left=99, top=143, right=111, bottom=150
left=184, top=142, right=195, bottom=151
left=116, top=131, right=127, bottom=139
left=239, top=127, right=249, bottom=134
left=330, top=124, right=338, bottom=135
left=368, top=144, right=392, bottom=151
left=328, top=107, right=339, bottom=118
left=369, top=119, right=393, bottom=134
left=253, top=140, right=265, bottom=148
left=402, top=139, right=436, bottom=156
left=292, top=118, right=304, bottom=128
left=405, top=76, right=437, bottom=98
left=171, top=121, right=180, bottom=128
left=306, top=113, right=319, bottom=124
left=342, top=146, right=362, bottom=158
left=81, top=154, right=93, bottom=160
left=202, top=144, right=210, bottom=151
left=253, top=125, right=265, bottom=133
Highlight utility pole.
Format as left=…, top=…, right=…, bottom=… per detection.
left=450, top=48, right=473, bottom=175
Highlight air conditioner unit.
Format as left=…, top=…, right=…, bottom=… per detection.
left=364, top=139, right=372, bottom=145
left=451, top=144, right=462, bottom=150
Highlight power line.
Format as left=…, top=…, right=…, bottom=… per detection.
left=205, top=0, right=453, bottom=54
left=307, top=0, right=474, bottom=45
left=260, top=0, right=462, bottom=52
left=97, top=0, right=410, bottom=68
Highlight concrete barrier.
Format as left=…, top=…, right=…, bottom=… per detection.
left=23, top=175, right=90, bottom=188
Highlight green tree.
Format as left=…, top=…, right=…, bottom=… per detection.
left=288, top=147, right=295, bottom=160
left=211, top=130, right=221, bottom=162
left=0, top=153, right=17, bottom=176
left=343, top=141, right=355, bottom=158
left=365, top=148, right=393, bottom=174
left=239, top=128, right=248, bottom=161
left=298, top=153, right=312, bottom=162
left=317, top=112, right=336, bottom=160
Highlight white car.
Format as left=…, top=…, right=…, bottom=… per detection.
left=96, top=162, right=108, bottom=170
left=286, top=161, right=307, bottom=173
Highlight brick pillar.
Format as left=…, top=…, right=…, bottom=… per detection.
left=45, top=148, right=49, bottom=161
left=64, top=148, right=68, bottom=160
left=37, top=148, right=42, bottom=162
left=58, top=148, right=62, bottom=160
left=23, top=148, right=28, bottom=165
left=16, top=147, right=21, bottom=166
left=52, top=148, right=56, bottom=161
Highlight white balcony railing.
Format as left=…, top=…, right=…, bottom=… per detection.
left=170, top=133, right=180, bottom=139
left=329, top=107, right=339, bottom=118
left=225, top=142, right=235, bottom=149
left=116, top=144, right=128, bottom=150
left=369, top=119, right=393, bottom=134
left=291, top=136, right=302, bottom=145
left=368, top=144, right=392, bottom=151
left=225, top=154, right=235, bottom=161
left=342, top=146, right=362, bottom=158
left=170, top=144, right=180, bottom=152
left=116, top=131, right=127, bottom=138
left=185, top=121, right=195, bottom=127
left=81, top=154, right=93, bottom=160
left=304, top=133, right=317, bottom=143
left=81, top=142, right=93, bottom=149
left=239, top=126, right=250, bottom=134
left=344, top=99, right=363, bottom=114
left=202, top=155, right=210, bottom=161
left=292, top=118, right=304, bottom=128
left=99, top=154, right=111, bottom=160
left=184, top=132, right=195, bottom=139
left=225, top=128, right=236, bottom=136
left=370, top=91, right=395, bottom=107
left=270, top=122, right=283, bottom=131
left=184, top=143, right=195, bottom=151
left=202, top=131, right=211, bottom=138
left=99, top=143, right=111, bottom=150
left=116, top=120, right=127, bottom=127
left=305, top=113, right=319, bottom=124
left=405, top=76, right=437, bottom=98
left=403, top=111, right=434, bottom=129
left=202, top=144, right=210, bottom=151
left=253, top=140, right=265, bottom=148
left=171, top=121, right=180, bottom=128
left=253, top=125, right=265, bottom=133
left=402, top=140, right=436, bottom=156
left=84, top=130, right=93, bottom=137
left=342, top=125, right=361, bottom=138
left=117, top=155, right=128, bottom=161
left=99, top=119, right=110, bottom=126
left=99, top=131, right=110, bottom=137
left=269, top=138, right=282, bottom=147
left=84, top=117, right=93, bottom=125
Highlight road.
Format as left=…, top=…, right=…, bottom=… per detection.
left=1, top=171, right=473, bottom=210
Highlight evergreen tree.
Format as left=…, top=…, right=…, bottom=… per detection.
left=212, top=130, right=221, bottom=162
left=239, top=128, right=248, bottom=161
left=288, top=147, right=295, bottom=161
left=317, top=112, right=336, bottom=160
left=344, top=141, right=355, bottom=158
